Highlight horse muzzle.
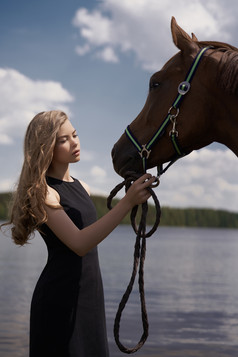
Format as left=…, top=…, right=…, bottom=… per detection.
left=111, top=140, right=144, bottom=179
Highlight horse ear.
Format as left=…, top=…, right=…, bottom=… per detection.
left=191, top=32, right=198, bottom=41
left=171, top=16, right=198, bottom=53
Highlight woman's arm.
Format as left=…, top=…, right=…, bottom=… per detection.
left=44, top=174, right=155, bottom=256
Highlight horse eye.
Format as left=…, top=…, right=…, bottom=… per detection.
left=149, top=81, right=160, bottom=91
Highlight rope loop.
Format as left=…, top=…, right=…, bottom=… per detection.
left=107, top=174, right=161, bottom=353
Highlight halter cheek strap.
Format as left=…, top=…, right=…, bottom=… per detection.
left=125, top=46, right=211, bottom=176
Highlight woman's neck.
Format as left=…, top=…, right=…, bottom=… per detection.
left=47, top=164, right=73, bottom=182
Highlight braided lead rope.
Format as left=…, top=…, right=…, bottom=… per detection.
left=107, top=177, right=161, bottom=353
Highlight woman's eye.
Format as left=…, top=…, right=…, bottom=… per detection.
left=58, top=138, right=67, bottom=144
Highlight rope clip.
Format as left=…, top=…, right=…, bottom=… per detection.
left=150, top=176, right=160, bottom=188
left=169, top=117, right=178, bottom=137
left=168, top=106, right=179, bottom=137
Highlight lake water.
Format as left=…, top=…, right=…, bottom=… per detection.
left=1, top=225, right=238, bottom=357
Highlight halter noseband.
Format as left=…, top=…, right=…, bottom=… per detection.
left=125, top=46, right=211, bottom=177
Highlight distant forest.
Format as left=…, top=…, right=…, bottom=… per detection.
left=1, top=192, right=238, bottom=228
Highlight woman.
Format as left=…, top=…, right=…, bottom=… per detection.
left=3, top=110, right=155, bottom=356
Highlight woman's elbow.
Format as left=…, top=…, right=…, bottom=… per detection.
left=76, top=249, right=87, bottom=257
left=74, top=244, right=91, bottom=257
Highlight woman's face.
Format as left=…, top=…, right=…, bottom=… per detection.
left=52, top=119, right=80, bottom=165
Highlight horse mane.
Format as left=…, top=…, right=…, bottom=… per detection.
left=197, top=40, right=238, bottom=95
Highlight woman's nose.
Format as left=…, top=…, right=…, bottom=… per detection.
left=71, top=137, right=79, bottom=146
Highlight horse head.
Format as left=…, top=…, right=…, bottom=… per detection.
left=112, top=17, right=238, bottom=178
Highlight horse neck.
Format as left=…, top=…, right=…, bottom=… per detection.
left=215, top=94, right=238, bottom=157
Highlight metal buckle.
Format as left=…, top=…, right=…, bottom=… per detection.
left=168, top=106, right=179, bottom=118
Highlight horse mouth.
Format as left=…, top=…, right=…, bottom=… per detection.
left=115, top=160, right=144, bottom=179
left=121, top=170, right=142, bottom=180
left=111, top=140, right=144, bottom=179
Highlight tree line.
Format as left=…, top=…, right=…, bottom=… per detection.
left=1, top=192, right=238, bottom=228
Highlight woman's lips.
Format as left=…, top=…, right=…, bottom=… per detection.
left=72, top=150, right=80, bottom=156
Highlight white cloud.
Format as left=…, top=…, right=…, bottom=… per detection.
left=95, top=46, right=119, bottom=63
left=80, top=149, right=95, bottom=162
left=75, top=44, right=90, bottom=56
left=72, top=0, right=237, bottom=71
left=157, top=148, right=238, bottom=212
left=0, top=68, right=74, bottom=145
left=0, top=178, right=15, bottom=192
left=72, top=8, right=114, bottom=46
left=90, top=165, right=107, bottom=179
left=0, top=133, right=13, bottom=145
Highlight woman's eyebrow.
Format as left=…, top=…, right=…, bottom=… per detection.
left=57, top=129, right=77, bottom=139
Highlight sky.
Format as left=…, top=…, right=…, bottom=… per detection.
left=0, top=0, right=238, bottom=212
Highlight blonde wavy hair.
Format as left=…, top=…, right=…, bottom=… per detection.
left=2, top=110, right=68, bottom=245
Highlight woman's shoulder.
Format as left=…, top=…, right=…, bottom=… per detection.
left=45, top=185, right=61, bottom=207
left=78, top=180, right=90, bottom=195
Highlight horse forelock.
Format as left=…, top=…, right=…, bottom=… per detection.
left=197, top=40, right=238, bottom=96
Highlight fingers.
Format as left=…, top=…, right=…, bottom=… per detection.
left=136, top=173, right=152, bottom=182
left=140, top=188, right=152, bottom=204
left=127, top=174, right=157, bottom=206
left=136, top=173, right=156, bottom=187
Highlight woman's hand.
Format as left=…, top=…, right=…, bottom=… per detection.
left=124, top=173, right=156, bottom=208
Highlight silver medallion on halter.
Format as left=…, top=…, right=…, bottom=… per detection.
left=178, top=81, right=190, bottom=95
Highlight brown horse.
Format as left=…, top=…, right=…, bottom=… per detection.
left=112, top=17, right=238, bottom=178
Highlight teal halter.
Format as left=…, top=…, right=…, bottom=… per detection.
left=125, top=46, right=211, bottom=176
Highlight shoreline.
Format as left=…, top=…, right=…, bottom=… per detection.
left=109, top=344, right=238, bottom=357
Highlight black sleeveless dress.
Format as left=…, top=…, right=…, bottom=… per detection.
left=30, top=177, right=109, bottom=357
